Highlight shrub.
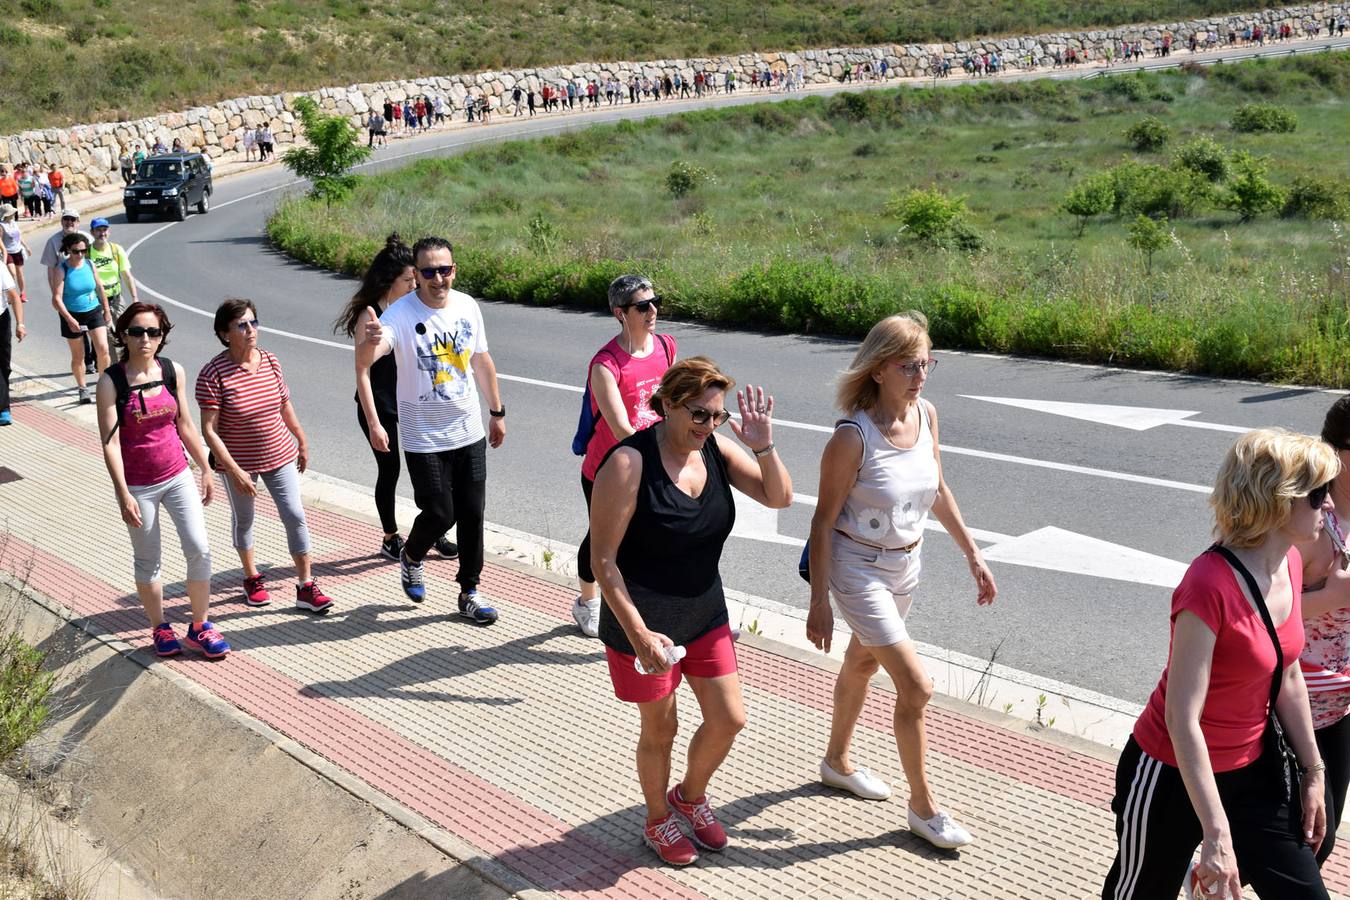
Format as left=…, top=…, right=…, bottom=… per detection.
left=666, top=160, right=712, bottom=197
left=1108, top=160, right=1210, bottom=220
left=1172, top=137, right=1230, bottom=182
left=1062, top=172, right=1116, bottom=236
left=1281, top=176, right=1350, bottom=220
left=1223, top=152, right=1285, bottom=222
left=525, top=213, right=558, bottom=254
left=281, top=96, right=372, bottom=205
left=1231, top=103, right=1298, bottom=133
left=0, top=632, right=54, bottom=765
left=886, top=187, right=966, bottom=242
left=1125, top=116, right=1170, bottom=152
left=1126, top=214, right=1169, bottom=275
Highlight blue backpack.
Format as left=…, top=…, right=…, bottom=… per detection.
left=571, top=334, right=673, bottom=456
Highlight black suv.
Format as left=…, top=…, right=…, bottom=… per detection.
left=122, top=152, right=212, bottom=222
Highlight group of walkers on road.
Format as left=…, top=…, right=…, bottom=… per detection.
left=0, top=163, right=66, bottom=221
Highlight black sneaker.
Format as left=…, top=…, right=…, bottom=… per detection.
left=435, top=535, right=459, bottom=559
left=380, top=534, right=405, bottom=561
left=458, top=590, right=497, bottom=625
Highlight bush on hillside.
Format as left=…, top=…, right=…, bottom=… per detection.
left=1172, top=137, right=1230, bottom=182
left=1231, top=103, right=1298, bottom=133
left=666, top=160, right=713, bottom=197
left=1108, top=160, right=1210, bottom=220
left=1281, top=176, right=1350, bottom=221
left=1125, top=116, right=1171, bottom=152
left=1062, top=173, right=1116, bottom=236
left=1223, top=152, right=1285, bottom=222
left=887, top=188, right=968, bottom=244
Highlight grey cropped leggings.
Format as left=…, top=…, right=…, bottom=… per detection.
left=126, top=467, right=212, bottom=584
left=223, top=461, right=312, bottom=556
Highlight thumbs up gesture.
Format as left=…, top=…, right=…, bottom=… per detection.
left=361, top=305, right=383, bottom=345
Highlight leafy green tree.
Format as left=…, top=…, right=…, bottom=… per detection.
left=281, top=96, right=372, bottom=205
left=887, top=188, right=966, bottom=242
left=1124, top=115, right=1170, bottom=152
left=1126, top=214, right=1169, bottom=275
left=1172, top=137, right=1230, bottom=182
left=1062, top=173, right=1115, bottom=236
left=1108, top=160, right=1209, bottom=220
left=1223, top=152, right=1285, bottom=223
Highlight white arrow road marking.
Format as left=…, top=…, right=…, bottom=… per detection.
left=962, top=395, right=1249, bottom=433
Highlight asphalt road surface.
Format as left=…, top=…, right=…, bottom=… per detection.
left=11, top=40, right=1348, bottom=705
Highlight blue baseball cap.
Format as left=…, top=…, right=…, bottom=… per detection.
left=90, top=217, right=110, bottom=229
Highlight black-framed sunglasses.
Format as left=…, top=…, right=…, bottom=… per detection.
left=234, top=318, right=260, bottom=332
left=66, top=246, right=87, bottom=256
left=124, top=325, right=163, bottom=339
left=1308, top=483, right=1332, bottom=509
left=624, top=295, right=662, bottom=313
left=685, top=405, right=731, bottom=427
left=418, top=264, right=456, bottom=280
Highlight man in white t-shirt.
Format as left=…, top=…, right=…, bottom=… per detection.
left=357, top=236, right=506, bottom=622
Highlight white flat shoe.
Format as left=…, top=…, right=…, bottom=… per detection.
left=907, top=806, right=973, bottom=849
left=819, top=759, right=891, bottom=800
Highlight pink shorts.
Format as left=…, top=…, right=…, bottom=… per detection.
left=605, top=623, right=738, bottom=704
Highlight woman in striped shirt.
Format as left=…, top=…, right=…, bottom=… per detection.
left=196, top=298, right=334, bottom=614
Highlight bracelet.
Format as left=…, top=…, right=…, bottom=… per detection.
left=752, top=442, right=776, bottom=458
left=1303, top=760, right=1327, bottom=776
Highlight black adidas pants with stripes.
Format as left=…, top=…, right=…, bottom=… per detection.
left=1102, top=737, right=1328, bottom=899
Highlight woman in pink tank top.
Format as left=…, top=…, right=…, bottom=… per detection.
left=96, top=302, right=229, bottom=660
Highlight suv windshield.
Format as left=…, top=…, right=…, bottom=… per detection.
left=138, top=161, right=186, bottom=181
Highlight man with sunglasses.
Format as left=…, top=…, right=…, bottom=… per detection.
left=357, top=237, right=506, bottom=623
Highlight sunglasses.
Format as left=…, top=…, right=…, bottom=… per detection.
left=234, top=318, right=260, bottom=332
left=418, top=264, right=456, bottom=280
left=685, top=405, right=731, bottom=427
left=894, top=359, right=938, bottom=377
left=67, top=247, right=87, bottom=255
left=1308, top=483, right=1332, bottom=509
left=624, top=296, right=662, bottom=313
left=124, top=325, right=163, bottom=339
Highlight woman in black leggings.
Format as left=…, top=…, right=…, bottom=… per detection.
left=336, top=234, right=456, bottom=561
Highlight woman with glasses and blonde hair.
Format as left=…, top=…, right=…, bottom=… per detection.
left=590, top=357, right=791, bottom=865
left=805, top=311, right=995, bottom=850
left=1103, top=428, right=1337, bottom=899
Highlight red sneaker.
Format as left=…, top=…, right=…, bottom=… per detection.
left=667, top=785, right=727, bottom=851
left=296, top=580, right=333, bottom=613
left=642, top=813, right=698, bottom=866
left=243, top=574, right=270, bottom=606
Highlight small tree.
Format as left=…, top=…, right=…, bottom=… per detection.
left=281, top=96, right=372, bottom=205
left=666, top=160, right=712, bottom=197
left=1124, top=115, right=1171, bottom=152
left=1172, top=137, right=1230, bottom=182
left=886, top=187, right=966, bottom=242
left=1127, top=214, right=1169, bottom=275
left=1062, top=173, right=1115, bottom=236
left=1223, top=152, right=1285, bottom=223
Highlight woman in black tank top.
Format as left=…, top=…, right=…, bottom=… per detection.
left=590, top=357, right=792, bottom=865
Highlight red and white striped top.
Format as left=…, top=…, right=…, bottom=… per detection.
left=195, top=349, right=297, bottom=475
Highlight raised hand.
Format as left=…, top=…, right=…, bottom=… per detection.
left=729, top=384, right=774, bottom=452
left=361, top=305, right=383, bottom=345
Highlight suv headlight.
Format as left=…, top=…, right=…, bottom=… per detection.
left=123, top=189, right=134, bottom=197
left=163, top=187, right=179, bottom=196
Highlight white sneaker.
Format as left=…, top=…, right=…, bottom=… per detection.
left=571, top=596, right=601, bottom=637
left=907, top=807, right=973, bottom=849
left=819, top=759, right=892, bottom=800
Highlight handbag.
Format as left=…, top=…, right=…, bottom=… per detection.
left=1209, top=543, right=1302, bottom=802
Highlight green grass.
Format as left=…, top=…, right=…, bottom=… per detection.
left=0, top=0, right=1286, bottom=133
left=268, top=53, right=1350, bottom=386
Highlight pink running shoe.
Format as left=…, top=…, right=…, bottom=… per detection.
left=243, top=574, right=270, bottom=606
left=667, top=784, right=727, bottom=851
left=296, top=580, right=333, bottom=613
left=642, top=812, right=698, bottom=866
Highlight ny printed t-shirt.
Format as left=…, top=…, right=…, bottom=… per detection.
left=379, top=289, right=488, bottom=453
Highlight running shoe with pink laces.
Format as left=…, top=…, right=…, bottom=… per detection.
left=184, top=622, right=231, bottom=659
left=243, top=573, right=270, bottom=606
left=296, top=580, right=333, bottom=613
left=667, top=784, right=727, bottom=851
left=642, top=812, right=699, bottom=866
left=151, top=623, right=182, bottom=657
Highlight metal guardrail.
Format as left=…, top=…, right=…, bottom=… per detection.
left=1081, top=40, right=1346, bottom=78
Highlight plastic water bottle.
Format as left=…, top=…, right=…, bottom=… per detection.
left=635, top=644, right=686, bottom=675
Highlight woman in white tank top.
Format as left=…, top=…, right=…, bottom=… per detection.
left=805, top=312, right=997, bottom=850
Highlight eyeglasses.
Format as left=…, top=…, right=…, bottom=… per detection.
left=234, top=318, right=260, bottom=332
left=894, top=359, right=938, bottom=378
left=418, top=264, right=456, bottom=280
left=624, top=296, right=662, bottom=313
left=1308, top=483, right=1332, bottom=509
left=67, top=247, right=87, bottom=255
left=685, top=405, right=731, bottom=427
left=124, top=325, right=163, bottom=339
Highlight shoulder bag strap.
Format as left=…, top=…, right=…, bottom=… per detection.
left=1210, top=543, right=1283, bottom=710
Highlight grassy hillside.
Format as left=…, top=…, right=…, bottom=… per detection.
left=268, top=53, right=1350, bottom=386
left=1, top=0, right=1274, bottom=133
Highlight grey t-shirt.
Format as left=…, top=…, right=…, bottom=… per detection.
left=40, top=228, right=94, bottom=269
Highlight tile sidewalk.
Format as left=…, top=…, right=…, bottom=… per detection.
left=4, top=384, right=1349, bottom=899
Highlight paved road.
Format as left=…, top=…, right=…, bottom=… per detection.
left=11, top=38, right=1347, bottom=705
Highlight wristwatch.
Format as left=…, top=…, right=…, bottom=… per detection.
left=489, top=405, right=506, bottom=418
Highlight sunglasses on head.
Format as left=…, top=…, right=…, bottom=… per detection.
left=685, top=405, right=731, bottom=427
left=1308, top=483, right=1332, bottom=509
left=624, top=296, right=661, bottom=313
left=234, top=318, right=260, bottom=332
left=418, top=264, right=456, bottom=280
left=124, top=325, right=163, bottom=339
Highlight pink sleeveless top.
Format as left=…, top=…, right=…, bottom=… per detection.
left=580, top=334, right=676, bottom=481
left=118, top=365, right=189, bottom=487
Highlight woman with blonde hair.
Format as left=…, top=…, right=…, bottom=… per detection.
left=1103, top=428, right=1336, bottom=899
left=806, top=312, right=995, bottom=849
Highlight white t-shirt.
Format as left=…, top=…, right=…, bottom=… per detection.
left=379, top=288, right=489, bottom=453
left=0, top=263, right=15, bottom=313
left=0, top=220, right=21, bottom=254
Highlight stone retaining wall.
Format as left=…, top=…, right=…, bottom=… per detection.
left=0, top=3, right=1342, bottom=193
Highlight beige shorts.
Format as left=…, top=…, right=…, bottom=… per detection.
left=828, top=532, right=922, bottom=647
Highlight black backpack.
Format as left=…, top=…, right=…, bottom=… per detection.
left=102, top=357, right=178, bottom=445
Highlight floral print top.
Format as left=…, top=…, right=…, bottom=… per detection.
left=1300, top=510, right=1350, bottom=729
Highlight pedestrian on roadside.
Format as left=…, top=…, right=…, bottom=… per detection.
left=242, top=126, right=256, bottom=161
left=589, top=357, right=791, bottom=865
left=512, top=85, right=523, bottom=116
left=336, top=234, right=458, bottom=564
left=16, top=165, right=38, bottom=220
left=572, top=275, right=676, bottom=638
left=356, top=237, right=506, bottom=621
left=805, top=312, right=994, bottom=850
left=133, top=144, right=147, bottom=173
left=367, top=111, right=384, bottom=148
left=47, top=165, right=65, bottom=212
left=196, top=298, right=335, bottom=615
left=0, top=167, right=17, bottom=213
left=1298, top=397, right=1350, bottom=867
left=89, top=218, right=137, bottom=326
left=0, top=255, right=24, bottom=426
left=1102, top=427, right=1334, bottom=899
left=41, top=208, right=97, bottom=376
left=1, top=204, right=30, bottom=303
left=51, top=230, right=112, bottom=403
left=34, top=169, right=52, bottom=219
left=118, top=151, right=134, bottom=184
left=97, top=302, right=229, bottom=659
left=152, top=137, right=167, bottom=155
left=258, top=125, right=274, bottom=160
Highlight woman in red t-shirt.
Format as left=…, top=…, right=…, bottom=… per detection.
left=572, top=275, right=676, bottom=638
left=1103, top=428, right=1338, bottom=899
